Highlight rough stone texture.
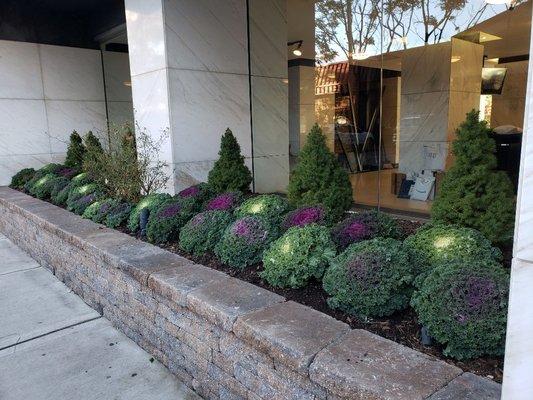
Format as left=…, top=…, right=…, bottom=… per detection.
left=427, top=372, right=502, bottom=400
left=0, top=187, right=502, bottom=400
left=309, top=329, right=462, bottom=400
left=188, top=278, right=285, bottom=331
left=234, top=301, right=350, bottom=373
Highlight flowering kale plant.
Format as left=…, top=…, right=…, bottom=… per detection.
left=146, top=197, right=196, bottom=243
left=9, top=168, right=36, bottom=190
left=66, top=183, right=102, bottom=212
left=234, top=194, right=289, bottom=224
left=331, top=210, right=401, bottom=250
left=281, top=205, right=328, bottom=230
left=127, top=193, right=172, bottom=232
left=261, top=224, right=336, bottom=288
left=105, top=201, right=133, bottom=228
left=177, top=183, right=213, bottom=209
left=403, top=224, right=502, bottom=286
left=323, top=238, right=412, bottom=318
left=179, top=210, right=234, bottom=255
left=69, top=192, right=102, bottom=215
left=411, top=259, right=509, bottom=360
left=82, top=198, right=116, bottom=223
left=204, top=191, right=243, bottom=212
left=215, top=215, right=279, bottom=269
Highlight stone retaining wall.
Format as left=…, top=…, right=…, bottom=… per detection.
left=0, top=187, right=501, bottom=400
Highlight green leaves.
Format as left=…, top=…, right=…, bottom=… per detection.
left=288, top=124, right=352, bottom=221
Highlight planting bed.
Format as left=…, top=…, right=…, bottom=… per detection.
left=0, top=187, right=502, bottom=400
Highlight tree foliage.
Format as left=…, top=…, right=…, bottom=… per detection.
left=431, top=110, right=516, bottom=244
left=65, top=131, right=86, bottom=168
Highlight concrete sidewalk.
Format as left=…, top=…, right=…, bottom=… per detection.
left=0, top=233, right=201, bottom=400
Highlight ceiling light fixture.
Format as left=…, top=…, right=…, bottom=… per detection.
left=288, top=40, right=303, bottom=57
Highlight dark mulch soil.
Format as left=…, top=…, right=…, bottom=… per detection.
left=158, top=235, right=503, bottom=384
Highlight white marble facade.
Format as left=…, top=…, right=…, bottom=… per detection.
left=0, top=40, right=133, bottom=185
left=125, top=0, right=289, bottom=193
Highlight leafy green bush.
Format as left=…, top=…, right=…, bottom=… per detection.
left=287, top=124, right=352, bottom=220
left=27, top=173, right=59, bottom=199
left=127, top=193, right=172, bottom=233
left=70, top=172, right=92, bottom=187
left=66, top=183, right=103, bottom=213
left=65, top=131, right=86, bottom=168
left=49, top=176, right=70, bottom=201
left=146, top=198, right=196, bottom=244
left=431, top=110, right=516, bottom=244
left=404, top=225, right=502, bottom=286
left=204, top=191, right=243, bottom=212
left=207, top=128, right=252, bottom=193
left=10, top=168, right=36, bottom=189
left=234, top=194, right=289, bottom=224
left=331, top=210, right=401, bottom=250
left=82, top=198, right=116, bottom=223
left=24, top=164, right=64, bottom=192
left=105, top=202, right=133, bottom=228
left=261, top=224, right=336, bottom=288
left=281, top=205, right=329, bottom=230
left=179, top=210, right=234, bottom=255
left=411, top=259, right=509, bottom=359
left=215, top=216, right=279, bottom=269
left=177, top=183, right=213, bottom=211
left=52, top=184, right=72, bottom=206
left=323, top=238, right=412, bottom=318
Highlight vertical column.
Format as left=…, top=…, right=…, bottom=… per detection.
left=249, top=0, right=289, bottom=193
left=289, top=61, right=316, bottom=155
left=502, top=17, right=533, bottom=400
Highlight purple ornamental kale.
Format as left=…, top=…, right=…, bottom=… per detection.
left=282, top=206, right=325, bottom=230
left=158, top=203, right=182, bottom=218
left=206, top=192, right=238, bottom=211
left=178, top=185, right=201, bottom=198
left=452, top=274, right=499, bottom=324
left=231, top=217, right=267, bottom=243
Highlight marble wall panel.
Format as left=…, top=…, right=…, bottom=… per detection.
left=124, top=0, right=167, bottom=77
left=164, top=0, right=248, bottom=74
left=103, top=51, right=133, bottom=102
left=107, top=101, right=134, bottom=126
left=40, top=45, right=105, bottom=101
left=254, top=154, right=290, bottom=194
left=0, top=41, right=43, bottom=99
left=449, top=38, right=483, bottom=94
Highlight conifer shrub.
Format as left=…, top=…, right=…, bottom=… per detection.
left=83, top=131, right=103, bottom=167
left=146, top=198, right=196, bottom=244
left=9, top=168, right=36, bottom=189
left=404, top=225, right=502, bottom=286
left=331, top=210, right=401, bottom=250
left=179, top=210, right=234, bottom=255
left=234, top=194, right=289, bottom=224
left=204, top=191, right=243, bottom=212
left=215, top=215, right=279, bottom=269
left=65, top=131, right=86, bottom=168
left=261, top=224, right=336, bottom=288
left=207, top=128, right=252, bottom=193
left=323, top=238, right=412, bottom=318
left=431, top=110, right=516, bottom=244
left=127, top=193, right=172, bottom=233
left=287, top=124, right=352, bottom=220
left=281, top=205, right=328, bottom=230
left=411, top=259, right=509, bottom=360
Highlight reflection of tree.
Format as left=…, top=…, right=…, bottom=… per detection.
left=316, top=0, right=498, bottom=61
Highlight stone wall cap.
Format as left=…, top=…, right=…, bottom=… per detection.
left=427, top=372, right=501, bottom=400
left=233, top=300, right=349, bottom=374
left=187, top=277, right=285, bottom=331
left=148, top=263, right=229, bottom=307
left=309, top=329, right=462, bottom=399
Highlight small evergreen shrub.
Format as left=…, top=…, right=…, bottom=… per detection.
left=261, top=224, right=336, bottom=288
left=65, top=131, right=86, bottom=168
left=411, top=259, right=509, bottom=360
left=66, top=183, right=102, bottom=212
left=215, top=216, right=279, bottom=269
left=179, top=210, right=234, bottom=255
left=281, top=205, right=328, bottom=230
left=204, top=191, right=243, bottom=212
left=331, top=210, right=401, bottom=250
left=83, top=131, right=103, bottom=167
left=234, top=194, right=289, bottom=224
left=146, top=198, right=196, bottom=244
left=431, top=110, right=516, bottom=244
left=287, top=124, right=352, bottom=220
left=207, top=128, right=252, bottom=193
left=404, top=225, right=502, bottom=286
left=323, top=238, right=412, bottom=318
left=105, top=202, right=133, bottom=228
left=128, top=193, right=172, bottom=233
left=10, top=168, right=36, bottom=189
